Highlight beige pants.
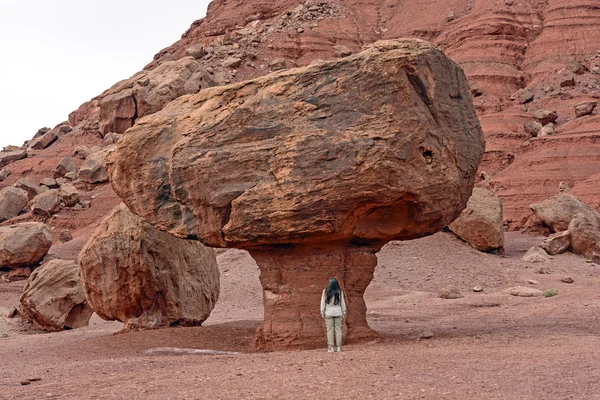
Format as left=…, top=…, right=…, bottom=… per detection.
left=325, top=316, right=343, bottom=349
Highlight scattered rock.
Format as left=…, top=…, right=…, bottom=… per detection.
left=516, top=88, right=534, bottom=104
left=78, top=148, right=112, bottom=184
left=438, top=286, right=464, bottom=299
left=64, top=172, right=78, bottom=181
left=523, top=121, right=543, bottom=137
left=102, top=132, right=121, bottom=147
left=54, top=157, right=77, bottom=178
left=568, top=212, right=600, bottom=263
left=20, top=259, right=93, bottom=331
left=223, top=57, right=242, bottom=68
left=185, top=45, right=205, bottom=59
left=536, top=267, right=552, bottom=274
left=503, top=286, right=543, bottom=297
left=73, top=146, right=91, bottom=160
left=0, top=187, right=29, bottom=222
left=560, top=277, right=574, bottom=283
left=4, top=267, right=32, bottom=282
left=14, top=179, right=42, bottom=200
left=567, top=60, right=588, bottom=75
left=559, top=182, right=570, bottom=193
left=449, top=188, right=504, bottom=252
left=538, top=123, right=555, bottom=137
left=531, top=193, right=600, bottom=232
left=472, top=286, right=484, bottom=292
left=574, top=101, right=597, bottom=117
left=527, top=279, right=539, bottom=285
left=0, top=168, right=10, bottom=181
left=58, top=183, right=80, bottom=207
left=28, top=131, right=57, bottom=150
left=59, top=230, right=73, bottom=243
left=522, top=246, right=551, bottom=263
left=34, top=127, right=50, bottom=138
left=418, top=330, right=434, bottom=339
left=447, top=11, right=456, bottom=22
left=31, top=190, right=61, bottom=217
left=0, top=150, right=27, bottom=168
left=532, top=109, right=558, bottom=125
left=58, top=125, right=73, bottom=134
left=0, top=223, right=52, bottom=268
left=7, top=306, right=18, bottom=318
left=332, top=44, right=353, bottom=57
left=469, top=82, right=482, bottom=97
left=269, top=58, right=287, bottom=70
left=79, top=204, right=220, bottom=330
left=559, top=73, right=576, bottom=87
left=39, top=178, right=59, bottom=189
left=540, top=231, right=571, bottom=255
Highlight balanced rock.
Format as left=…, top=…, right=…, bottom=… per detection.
left=574, top=101, right=597, bottom=118
left=106, top=39, right=485, bottom=349
left=99, top=57, right=215, bottom=134
left=568, top=213, right=600, bottom=263
left=32, top=190, right=61, bottom=217
left=0, top=149, right=27, bottom=168
left=449, top=188, right=504, bottom=252
left=54, top=157, right=77, bottom=178
left=20, top=259, right=93, bottom=331
left=0, top=223, right=52, bottom=268
left=79, top=204, right=220, bottom=330
left=531, top=193, right=600, bottom=232
left=14, top=179, right=41, bottom=201
left=540, top=231, right=571, bottom=255
left=0, top=187, right=28, bottom=222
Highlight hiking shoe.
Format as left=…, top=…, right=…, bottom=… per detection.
left=336, top=347, right=342, bottom=352
left=328, top=347, right=334, bottom=352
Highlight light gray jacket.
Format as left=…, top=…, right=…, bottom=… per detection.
left=320, top=289, right=347, bottom=318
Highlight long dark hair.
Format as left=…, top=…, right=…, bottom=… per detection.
left=326, top=278, right=341, bottom=306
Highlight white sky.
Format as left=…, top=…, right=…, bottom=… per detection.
left=0, top=0, right=211, bottom=149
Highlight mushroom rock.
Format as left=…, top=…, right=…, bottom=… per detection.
left=78, top=204, right=220, bottom=330
left=107, top=39, right=485, bottom=349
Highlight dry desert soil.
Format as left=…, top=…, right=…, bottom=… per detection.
left=1, top=231, right=600, bottom=400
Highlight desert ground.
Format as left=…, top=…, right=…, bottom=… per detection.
left=2, top=231, right=600, bottom=400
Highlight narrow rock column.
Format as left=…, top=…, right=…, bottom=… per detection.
left=250, top=243, right=381, bottom=350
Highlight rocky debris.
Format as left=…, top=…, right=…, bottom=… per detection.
left=107, top=39, right=485, bottom=349
left=39, top=178, right=59, bottom=189
left=14, top=178, right=42, bottom=200
left=102, top=132, right=121, bottom=147
left=28, top=130, right=57, bottom=150
left=333, top=45, right=353, bottom=57
left=186, top=45, right=205, bottom=59
left=54, top=157, right=77, bottom=178
left=31, top=190, right=61, bottom=217
left=59, top=230, right=73, bottom=243
left=222, top=57, right=242, bottom=68
left=58, top=125, right=73, bottom=134
left=58, top=183, right=80, bottom=207
left=449, top=188, right=504, bottom=252
left=523, top=246, right=551, bottom=263
left=20, top=259, right=93, bottom=331
left=567, top=60, right=588, bottom=75
left=516, top=88, right=534, bottom=104
left=503, top=286, right=543, bottom=297
left=0, top=187, right=28, bottom=222
left=438, top=286, right=464, bottom=299
left=268, top=58, right=287, bottom=70
left=99, top=57, right=215, bottom=134
left=0, top=168, right=10, bottom=181
left=559, top=72, right=576, bottom=87
left=530, top=193, right=600, bottom=232
left=0, top=223, right=52, bottom=268
left=0, top=149, right=27, bottom=168
left=73, top=146, right=92, bottom=160
left=540, top=231, right=571, bottom=255
left=568, top=213, right=600, bottom=263
left=560, top=276, right=574, bottom=283
left=523, top=121, right=543, bottom=137
left=574, top=101, right=597, bottom=117
left=78, top=148, right=112, bottom=184
left=64, top=172, right=78, bottom=181
left=79, top=204, right=220, bottom=330
left=538, top=123, right=555, bottom=137
left=532, top=109, right=558, bottom=125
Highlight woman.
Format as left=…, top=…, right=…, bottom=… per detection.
left=320, top=277, right=347, bottom=352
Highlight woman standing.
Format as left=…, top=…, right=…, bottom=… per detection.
left=320, top=277, right=347, bottom=352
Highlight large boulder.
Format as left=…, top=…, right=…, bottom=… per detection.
left=99, top=57, right=215, bottom=134
left=78, top=204, right=220, bottom=330
left=530, top=193, right=600, bottom=232
left=0, top=223, right=52, bottom=268
left=0, top=187, right=28, bottom=222
left=20, top=259, right=93, bottom=331
left=106, top=39, right=485, bottom=348
left=568, top=213, right=600, bottom=263
left=541, top=231, right=571, bottom=255
left=0, top=149, right=27, bottom=168
left=449, top=188, right=504, bottom=252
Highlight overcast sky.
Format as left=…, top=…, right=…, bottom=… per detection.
left=0, top=0, right=211, bottom=149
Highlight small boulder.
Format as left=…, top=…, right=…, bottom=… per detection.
left=58, top=125, right=73, bottom=134
left=78, top=148, right=112, bottom=184
left=538, top=123, right=555, bottom=137
left=14, top=178, right=42, bottom=201
left=447, top=11, right=456, bottom=22
left=560, top=277, right=574, bottom=283
left=31, top=190, right=61, bottom=217
left=559, top=181, right=570, bottom=193
left=438, top=286, right=464, bottom=299
left=0, top=168, right=10, bottom=181
left=34, top=127, right=50, bottom=138
left=524, top=121, right=543, bottom=137
left=59, top=230, right=73, bottom=243
left=540, top=231, right=571, bottom=255
left=530, top=193, right=600, bottom=232
left=269, top=58, right=287, bottom=71
left=523, top=246, right=551, bottom=263
left=503, top=286, right=543, bottom=297
left=185, top=45, right=205, bottom=59
left=333, top=45, right=353, bottom=57
left=58, top=183, right=80, bottom=207
left=28, top=131, right=57, bottom=150
left=73, top=146, right=91, bottom=160
left=0, top=223, right=52, bottom=268
left=20, top=259, right=93, bottom=331
left=64, top=172, right=78, bottom=181
left=222, top=57, right=242, bottom=68
left=39, top=178, right=59, bottom=189
left=532, top=109, right=558, bottom=125
left=567, top=60, right=588, bottom=75
left=469, top=82, right=483, bottom=97
left=0, top=149, right=27, bottom=168
left=568, top=213, right=600, bottom=263
left=559, top=73, right=576, bottom=87
left=0, top=187, right=29, bottom=222
left=516, top=88, right=534, bottom=104
left=574, top=101, right=597, bottom=118
left=449, top=188, right=504, bottom=252
left=102, top=132, right=121, bottom=147
left=54, top=157, right=77, bottom=178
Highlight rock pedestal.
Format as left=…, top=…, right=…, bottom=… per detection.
left=251, top=244, right=380, bottom=349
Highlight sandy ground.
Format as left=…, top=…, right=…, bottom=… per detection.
left=2, top=231, right=600, bottom=399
